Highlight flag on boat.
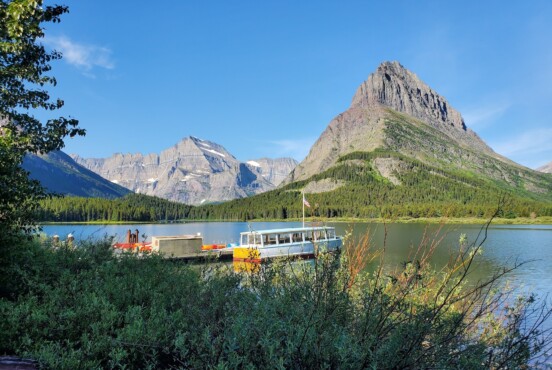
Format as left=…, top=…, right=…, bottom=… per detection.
left=303, top=194, right=311, bottom=208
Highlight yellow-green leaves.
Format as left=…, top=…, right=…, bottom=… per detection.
left=2, top=0, right=41, bottom=54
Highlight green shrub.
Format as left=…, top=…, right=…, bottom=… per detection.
left=1, top=230, right=550, bottom=369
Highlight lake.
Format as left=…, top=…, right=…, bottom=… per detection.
left=42, top=221, right=552, bottom=300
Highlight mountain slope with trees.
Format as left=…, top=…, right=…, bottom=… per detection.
left=285, top=62, right=550, bottom=199
left=38, top=147, right=551, bottom=223
left=22, top=151, right=130, bottom=198
left=185, top=149, right=552, bottom=221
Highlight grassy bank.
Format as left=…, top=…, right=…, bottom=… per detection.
left=319, top=216, right=552, bottom=225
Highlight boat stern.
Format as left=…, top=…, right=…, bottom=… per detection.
left=233, top=247, right=261, bottom=263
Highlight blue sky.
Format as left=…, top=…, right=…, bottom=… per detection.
left=41, top=0, right=551, bottom=169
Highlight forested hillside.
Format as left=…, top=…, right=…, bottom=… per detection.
left=188, top=150, right=552, bottom=221
left=37, top=150, right=552, bottom=222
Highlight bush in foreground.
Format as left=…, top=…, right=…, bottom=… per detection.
left=1, top=227, right=551, bottom=369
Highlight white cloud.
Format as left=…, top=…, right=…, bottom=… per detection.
left=44, top=35, right=115, bottom=72
left=462, top=103, right=510, bottom=129
left=267, top=137, right=318, bottom=161
left=491, top=128, right=552, bottom=157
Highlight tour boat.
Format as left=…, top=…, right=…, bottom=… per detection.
left=232, top=226, right=342, bottom=263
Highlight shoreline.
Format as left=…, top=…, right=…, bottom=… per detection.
left=39, top=216, right=552, bottom=226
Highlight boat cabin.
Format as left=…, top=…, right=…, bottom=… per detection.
left=239, top=226, right=339, bottom=248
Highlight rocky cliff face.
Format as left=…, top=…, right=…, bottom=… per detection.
left=72, top=137, right=297, bottom=205
left=537, top=162, right=552, bottom=174
left=246, top=158, right=298, bottom=186
left=352, top=62, right=468, bottom=135
left=286, top=61, right=544, bottom=195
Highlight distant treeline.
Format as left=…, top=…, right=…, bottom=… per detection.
left=36, top=154, right=552, bottom=222
left=37, top=193, right=192, bottom=222
left=186, top=187, right=552, bottom=221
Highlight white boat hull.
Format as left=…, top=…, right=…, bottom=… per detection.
left=233, top=239, right=342, bottom=262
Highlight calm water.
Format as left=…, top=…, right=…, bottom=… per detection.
left=42, top=221, right=552, bottom=299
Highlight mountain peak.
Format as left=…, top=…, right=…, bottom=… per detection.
left=177, top=136, right=237, bottom=163
left=285, top=61, right=519, bottom=183
left=352, top=61, right=467, bottom=134
left=376, top=60, right=408, bottom=75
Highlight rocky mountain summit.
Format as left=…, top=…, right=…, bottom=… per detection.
left=350, top=61, right=489, bottom=153
left=72, top=137, right=297, bottom=205
left=286, top=61, right=548, bottom=197
left=537, top=162, right=552, bottom=174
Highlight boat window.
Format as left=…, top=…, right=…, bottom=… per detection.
left=268, top=234, right=278, bottom=245
left=255, top=234, right=262, bottom=246
left=305, top=231, right=313, bottom=241
left=292, top=233, right=303, bottom=242
left=241, top=234, right=248, bottom=245
left=327, top=229, right=335, bottom=239
left=312, top=230, right=326, bottom=241
left=279, top=233, right=291, bottom=244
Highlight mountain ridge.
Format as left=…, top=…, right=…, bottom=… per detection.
left=71, top=136, right=297, bottom=205
left=22, top=151, right=130, bottom=198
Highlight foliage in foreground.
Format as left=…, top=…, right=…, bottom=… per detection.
left=0, top=0, right=84, bottom=240
left=1, top=228, right=551, bottom=369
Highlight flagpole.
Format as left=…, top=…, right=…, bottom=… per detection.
left=302, top=191, right=305, bottom=228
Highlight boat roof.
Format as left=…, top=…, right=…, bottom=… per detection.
left=240, top=226, right=335, bottom=236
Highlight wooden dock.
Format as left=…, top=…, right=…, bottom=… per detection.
left=169, top=248, right=234, bottom=261
left=114, top=231, right=235, bottom=261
